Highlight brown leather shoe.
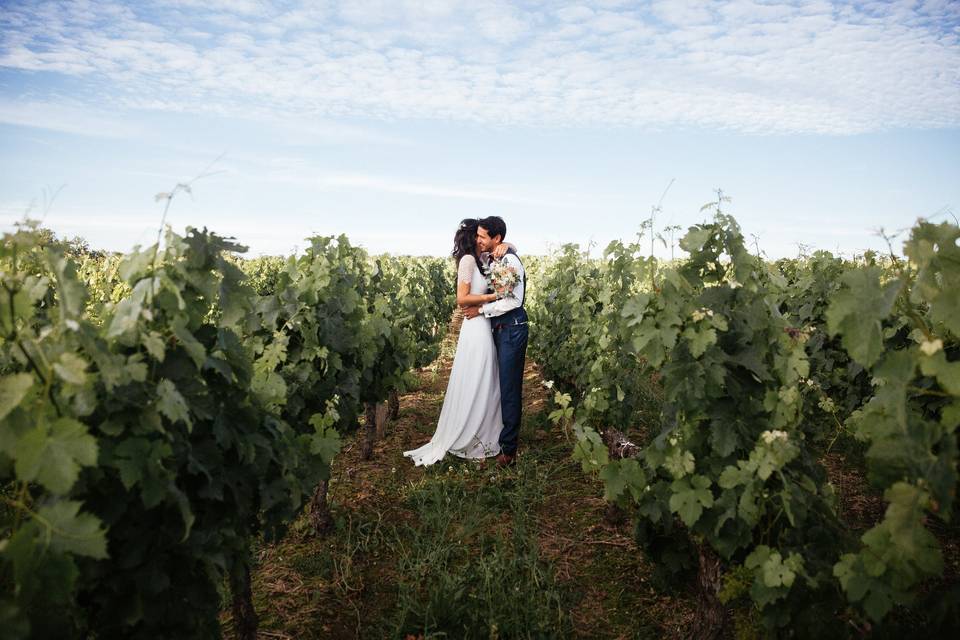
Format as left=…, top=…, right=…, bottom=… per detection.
left=495, top=453, right=516, bottom=468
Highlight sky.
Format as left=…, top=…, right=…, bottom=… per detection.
left=1, top=0, right=958, bottom=259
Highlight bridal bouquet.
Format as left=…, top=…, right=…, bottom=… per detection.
left=486, top=258, right=520, bottom=300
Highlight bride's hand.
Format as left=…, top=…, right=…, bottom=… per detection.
left=492, top=243, right=509, bottom=259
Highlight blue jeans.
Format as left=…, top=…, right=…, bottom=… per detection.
left=493, top=320, right=528, bottom=456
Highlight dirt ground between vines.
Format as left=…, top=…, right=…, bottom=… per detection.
left=219, top=317, right=697, bottom=639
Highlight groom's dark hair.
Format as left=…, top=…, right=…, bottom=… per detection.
left=479, top=216, right=506, bottom=242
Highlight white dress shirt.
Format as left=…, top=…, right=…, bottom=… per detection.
left=480, top=252, right=525, bottom=318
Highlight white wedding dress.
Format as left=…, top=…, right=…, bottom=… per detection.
left=403, top=254, right=503, bottom=466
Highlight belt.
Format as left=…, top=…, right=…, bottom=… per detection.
left=492, top=318, right=528, bottom=330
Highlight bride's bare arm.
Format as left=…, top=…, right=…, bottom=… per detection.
left=457, top=281, right=496, bottom=307
left=491, top=241, right=517, bottom=259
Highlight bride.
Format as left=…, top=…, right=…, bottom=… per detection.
left=403, top=219, right=510, bottom=466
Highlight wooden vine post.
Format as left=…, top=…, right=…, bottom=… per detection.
left=310, top=480, right=334, bottom=535
left=388, top=389, right=400, bottom=420
left=229, top=561, right=258, bottom=640
left=361, top=401, right=377, bottom=460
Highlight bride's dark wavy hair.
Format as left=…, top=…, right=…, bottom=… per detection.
left=452, top=218, right=479, bottom=264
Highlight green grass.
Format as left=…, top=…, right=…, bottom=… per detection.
left=387, top=456, right=570, bottom=639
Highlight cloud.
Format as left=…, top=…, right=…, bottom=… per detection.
left=557, top=6, right=594, bottom=23
left=650, top=0, right=715, bottom=27
left=0, top=100, right=144, bottom=138
left=0, top=0, right=958, bottom=134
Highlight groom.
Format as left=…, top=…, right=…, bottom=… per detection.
left=463, top=216, right=528, bottom=468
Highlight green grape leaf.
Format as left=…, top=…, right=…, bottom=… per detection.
left=680, top=227, right=713, bottom=254
left=572, top=424, right=609, bottom=473
left=257, top=332, right=289, bottom=371
left=825, top=267, right=901, bottom=367
left=738, top=482, right=762, bottom=525
left=883, top=482, right=943, bottom=574
left=107, top=278, right=151, bottom=337
left=754, top=432, right=799, bottom=480
left=168, top=484, right=195, bottom=542
left=862, top=587, right=895, bottom=623
left=36, top=500, right=109, bottom=559
left=719, top=462, right=749, bottom=489
left=683, top=325, right=717, bottom=358
left=709, top=421, right=738, bottom=457
left=942, top=401, right=960, bottom=430
left=53, top=352, right=88, bottom=386
left=118, top=247, right=154, bottom=283
left=663, top=449, right=695, bottom=479
left=745, top=544, right=772, bottom=570
left=48, top=253, right=88, bottom=318
left=621, top=293, right=651, bottom=325
left=834, top=553, right=869, bottom=601
left=905, top=221, right=960, bottom=337
left=0, top=373, right=34, bottom=421
left=744, top=545, right=793, bottom=607
left=172, top=318, right=206, bottom=368
left=618, top=458, right=647, bottom=501
left=918, top=350, right=960, bottom=395
left=15, top=417, right=99, bottom=495
left=112, top=438, right=147, bottom=489
left=309, top=426, right=342, bottom=467
left=762, top=551, right=797, bottom=588
left=156, top=379, right=192, bottom=430
left=597, top=458, right=646, bottom=503
left=111, top=437, right=173, bottom=508
left=929, top=286, right=960, bottom=338
left=599, top=460, right=628, bottom=501
left=252, top=370, right=287, bottom=408
left=141, top=331, right=167, bottom=362
left=669, top=474, right=714, bottom=527
left=710, top=313, right=729, bottom=331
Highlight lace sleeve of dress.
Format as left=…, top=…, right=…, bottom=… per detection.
left=457, top=254, right=477, bottom=285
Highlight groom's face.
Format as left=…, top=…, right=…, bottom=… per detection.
left=477, top=226, right=499, bottom=253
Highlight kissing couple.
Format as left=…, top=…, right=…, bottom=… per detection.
left=403, top=216, right=529, bottom=468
